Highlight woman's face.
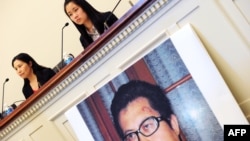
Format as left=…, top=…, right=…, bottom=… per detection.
left=65, top=2, right=88, bottom=25
left=13, top=59, right=33, bottom=79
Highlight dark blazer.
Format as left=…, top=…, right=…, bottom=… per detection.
left=79, top=12, right=118, bottom=48
left=22, top=68, right=56, bottom=99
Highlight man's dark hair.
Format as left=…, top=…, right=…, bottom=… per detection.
left=111, top=80, right=174, bottom=137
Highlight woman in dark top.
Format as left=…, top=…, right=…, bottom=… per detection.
left=64, top=0, right=118, bottom=49
left=12, top=53, right=56, bottom=99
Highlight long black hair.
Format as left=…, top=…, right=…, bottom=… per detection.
left=12, top=53, right=56, bottom=99
left=64, top=0, right=118, bottom=48
left=12, top=53, right=49, bottom=74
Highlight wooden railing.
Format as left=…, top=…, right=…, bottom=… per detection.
left=0, top=0, right=153, bottom=130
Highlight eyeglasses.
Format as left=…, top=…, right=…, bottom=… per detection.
left=123, top=116, right=163, bottom=141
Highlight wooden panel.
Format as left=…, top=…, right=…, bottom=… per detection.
left=53, top=115, right=78, bottom=141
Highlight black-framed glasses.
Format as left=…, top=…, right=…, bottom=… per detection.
left=123, top=116, right=163, bottom=141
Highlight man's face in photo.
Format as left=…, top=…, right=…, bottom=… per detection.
left=118, top=97, right=180, bottom=141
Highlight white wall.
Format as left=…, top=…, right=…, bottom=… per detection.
left=0, top=0, right=249, bottom=140
left=0, top=0, right=137, bottom=108
left=1, top=0, right=250, bottom=121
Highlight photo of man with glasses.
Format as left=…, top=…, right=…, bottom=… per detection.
left=111, top=80, right=186, bottom=141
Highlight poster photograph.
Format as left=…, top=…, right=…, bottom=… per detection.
left=65, top=24, right=248, bottom=141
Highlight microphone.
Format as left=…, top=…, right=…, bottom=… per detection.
left=61, top=22, right=69, bottom=68
left=104, top=0, right=122, bottom=30
left=128, top=0, right=135, bottom=7
left=1, top=78, right=9, bottom=119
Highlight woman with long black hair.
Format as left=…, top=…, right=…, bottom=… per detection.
left=64, top=0, right=118, bottom=49
left=12, top=53, right=56, bottom=99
